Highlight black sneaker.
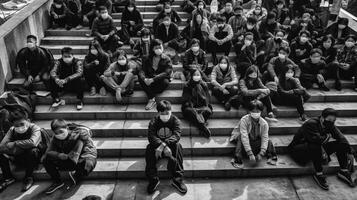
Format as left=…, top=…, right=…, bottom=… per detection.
left=0, top=177, right=15, bottom=193
left=300, top=114, right=308, bottom=122
left=335, top=81, right=342, bottom=91
left=319, top=83, right=330, bottom=91
left=45, top=181, right=64, bottom=195
left=199, top=125, right=211, bottom=138
left=337, top=170, right=354, bottom=187
left=22, top=177, right=34, bottom=192
left=224, top=101, right=231, bottom=111
left=147, top=179, right=160, bottom=194
left=171, top=178, right=187, bottom=194
left=313, top=174, right=329, bottom=190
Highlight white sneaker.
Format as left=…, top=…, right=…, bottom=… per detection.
left=51, top=99, right=65, bottom=108
left=145, top=99, right=156, bottom=110
left=76, top=101, right=83, bottom=110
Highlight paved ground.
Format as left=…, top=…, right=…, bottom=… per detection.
left=0, top=175, right=357, bottom=200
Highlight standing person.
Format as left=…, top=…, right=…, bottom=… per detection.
left=49, top=47, right=84, bottom=110
left=145, top=100, right=187, bottom=195
left=43, top=119, right=97, bottom=195
left=0, top=110, right=44, bottom=192
left=211, top=56, right=238, bottom=111
left=230, top=100, right=278, bottom=168
left=182, top=69, right=213, bottom=138
left=83, top=40, right=110, bottom=96
left=138, top=39, right=173, bottom=110
left=121, top=1, right=144, bottom=38
left=16, top=35, right=53, bottom=90
left=288, top=108, right=354, bottom=190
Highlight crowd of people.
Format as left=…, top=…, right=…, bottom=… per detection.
left=0, top=0, right=356, bottom=196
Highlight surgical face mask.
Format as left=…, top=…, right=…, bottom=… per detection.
left=55, top=129, right=69, bottom=140
left=225, top=6, right=232, bottom=12
left=63, top=57, right=73, bottom=64
left=192, top=75, right=201, bottom=82
left=218, top=24, right=224, bottom=28
left=345, top=41, right=355, bottom=48
left=244, top=40, right=252, bottom=46
left=191, top=46, right=199, bottom=52
left=14, top=124, right=29, bottom=134
left=311, top=56, right=321, bottom=64
left=55, top=4, right=62, bottom=8
left=300, top=36, right=308, bottom=43
left=235, top=12, right=242, bottom=17
left=250, top=112, right=261, bottom=119
left=285, top=72, right=294, bottom=78
left=160, top=111, right=171, bottom=122
left=90, top=49, right=98, bottom=55
left=219, top=63, right=228, bottom=70
left=27, top=42, right=36, bottom=49
left=247, top=24, right=254, bottom=30
left=127, top=7, right=134, bottom=12
left=101, top=13, right=109, bottom=19
left=278, top=53, right=286, bottom=59
left=164, top=8, right=171, bottom=13
left=248, top=73, right=257, bottom=79
left=338, top=24, right=346, bottom=29
left=163, top=21, right=170, bottom=26
left=323, top=42, right=331, bottom=49
left=118, top=59, right=126, bottom=65
left=277, top=4, right=283, bottom=9
left=154, top=48, right=163, bottom=55
left=254, top=9, right=261, bottom=15
left=142, top=36, right=150, bottom=42
left=198, top=5, right=204, bottom=9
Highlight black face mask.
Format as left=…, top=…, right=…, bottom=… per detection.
left=323, top=120, right=334, bottom=129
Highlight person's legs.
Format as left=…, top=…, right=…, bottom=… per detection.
left=0, top=154, right=13, bottom=179
left=138, top=77, right=155, bottom=99
left=145, top=144, right=159, bottom=182
left=73, top=158, right=97, bottom=180
left=118, top=71, right=135, bottom=91
left=43, top=157, right=77, bottom=182
left=21, top=148, right=41, bottom=178
left=266, top=139, right=277, bottom=159
left=84, top=68, right=99, bottom=89
left=49, top=79, right=62, bottom=100
left=102, top=76, right=120, bottom=92
left=166, top=143, right=184, bottom=179
left=323, top=141, right=349, bottom=170
left=150, top=78, right=170, bottom=97
left=65, top=79, right=84, bottom=101
left=308, top=143, right=324, bottom=173
left=260, top=95, right=274, bottom=113
left=211, top=86, right=225, bottom=103
left=221, top=41, right=232, bottom=56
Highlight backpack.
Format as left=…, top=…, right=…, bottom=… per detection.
left=0, top=87, right=36, bottom=119
left=39, top=46, right=55, bottom=71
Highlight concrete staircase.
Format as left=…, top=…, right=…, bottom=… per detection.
left=3, top=0, right=357, bottom=181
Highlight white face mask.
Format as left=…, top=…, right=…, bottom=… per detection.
left=250, top=112, right=261, bottom=119
left=300, top=36, right=308, bottom=43
left=244, top=40, right=252, bottom=46
left=55, top=4, right=62, bottom=8
left=101, top=13, right=109, bottom=19
left=247, top=24, right=254, bottom=30
left=248, top=73, right=257, bottom=79
left=285, top=72, right=294, bottom=78
left=198, top=5, right=204, bottom=9
left=127, top=7, right=134, bottom=12
left=27, top=42, right=36, bottom=49
left=278, top=53, right=286, bottom=59
left=218, top=24, right=224, bottom=28
left=91, top=49, right=98, bottom=55
left=55, top=129, right=69, bottom=140
left=345, top=41, right=355, bottom=48
left=163, top=21, right=170, bottom=26
left=154, top=48, right=163, bottom=55
left=14, top=124, right=29, bottom=134
left=323, top=42, right=331, bottom=49
left=164, top=8, right=171, bottom=13
left=118, top=59, right=126, bottom=65
left=191, top=46, right=199, bottom=52
left=192, top=75, right=201, bottom=82
left=63, top=57, right=73, bottom=64
left=219, top=63, right=228, bottom=70
left=142, top=37, right=150, bottom=42
left=338, top=24, right=346, bottom=29
left=160, top=111, right=171, bottom=123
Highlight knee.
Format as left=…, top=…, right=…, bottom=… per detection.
left=337, top=142, right=350, bottom=153
left=162, top=79, right=170, bottom=87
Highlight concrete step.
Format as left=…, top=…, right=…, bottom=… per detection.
left=33, top=102, right=357, bottom=120
left=132, top=0, right=184, bottom=6
left=34, top=117, right=357, bottom=137
left=113, top=11, right=189, bottom=19
left=3, top=155, right=352, bottom=180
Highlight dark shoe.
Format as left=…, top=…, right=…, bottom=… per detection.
left=313, top=174, right=329, bottom=190
left=0, top=177, right=15, bottom=193
left=224, top=101, right=231, bottom=111
left=335, top=81, right=342, bottom=91
left=300, top=114, right=308, bottom=122
left=319, top=83, right=330, bottom=91
left=147, top=179, right=160, bottom=194
left=45, top=181, right=64, bottom=195
left=22, top=177, right=34, bottom=192
left=337, top=170, right=354, bottom=187
left=231, top=157, right=243, bottom=168
left=171, top=178, right=187, bottom=194
left=199, top=125, right=211, bottom=138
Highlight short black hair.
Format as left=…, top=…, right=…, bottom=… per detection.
left=51, top=119, right=68, bottom=131
left=190, top=38, right=200, bottom=47
left=61, top=47, right=73, bottom=55
left=337, top=17, right=349, bottom=25
left=247, top=17, right=257, bottom=24
left=321, top=108, right=337, bottom=118
left=278, top=46, right=290, bottom=54
left=82, top=195, right=102, bottom=200
left=117, top=49, right=127, bottom=59
left=26, top=35, right=37, bottom=41
left=310, top=48, right=322, bottom=56
left=345, top=34, right=357, bottom=41
left=8, top=109, right=28, bottom=123
left=244, top=31, right=254, bottom=37
left=98, top=6, right=108, bottom=12
left=54, top=0, right=63, bottom=4
left=267, top=12, right=276, bottom=19
left=322, top=34, right=335, bottom=46
left=248, top=100, right=264, bottom=111
left=157, top=100, right=172, bottom=112
left=299, top=30, right=311, bottom=37
left=234, top=6, right=243, bottom=11
left=151, top=39, right=163, bottom=48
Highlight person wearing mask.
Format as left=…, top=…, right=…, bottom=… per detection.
left=221, top=2, right=234, bottom=23
left=271, top=67, right=310, bottom=121
left=84, top=40, right=110, bottom=96
left=238, top=65, right=277, bottom=120
left=92, top=6, right=121, bottom=54
left=288, top=12, right=314, bottom=42
left=234, top=32, right=257, bottom=77
left=95, top=0, right=112, bottom=15
left=49, top=47, right=84, bottom=110
left=211, top=56, right=238, bottom=111
left=155, top=16, right=180, bottom=53
left=183, top=12, right=210, bottom=51
left=257, top=12, right=280, bottom=40
left=299, top=48, right=329, bottom=91
left=145, top=100, right=187, bottom=195
left=246, top=5, right=267, bottom=23
left=241, top=17, right=261, bottom=43
left=191, top=0, right=211, bottom=21
left=81, top=0, right=97, bottom=28
left=50, top=0, right=68, bottom=29
left=289, top=30, right=313, bottom=64
left=121, top=1, right=144, bottom=38
left=319, top=35, right=340, bottom=90
left=138, top=39, right=173, bottom=110
left=326, top=18, right=352, bottom=45
left=102, top=50, right=137, bottom=102
left=153, top=3, right=182, bottom=33
left=228, top=6, right=247, bottom=45
left=64, top=0, right=83, bottom=30
left=182, top=69, right=213, bottom=138
left=16, top=35, right=53, bottom=90
left=0, top=110, right=44, bottom=192
left=208, top=15, right=233, bottom=65
left=288, top=108, right=354, bottom=190
left=133, top=28, right=152, bottom=60
left=43, top=119, right=97, bottom=195
left=263, top=29, right=289, bottom=62
left=272, top=0, right=290, bottom=25
left=230, top=100, right=278, bottom=168
left=182, top=39, right=210, bottom=82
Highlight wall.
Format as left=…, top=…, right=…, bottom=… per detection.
left=0, top=0, right=52, bottom=94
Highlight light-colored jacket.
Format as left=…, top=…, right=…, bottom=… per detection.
left=230, top=114, right=269, bottom=155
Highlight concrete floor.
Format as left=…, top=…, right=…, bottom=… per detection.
left=0, top=175, right=357, bottom=200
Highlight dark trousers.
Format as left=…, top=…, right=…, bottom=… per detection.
left=43, top=157, right=96, bottom=182
left=0, top=148, right=41, bottom=179
left=51, top=16, right=66, bottom=27
left=328, top=62, right=357, bottom=87
left=271, top=91, right=306, bottom=115
left=84, top=67, right=105, bottom=89
left=234, top=137, right=277, bottom=159
left=289, top=141, right=349, bottom=172
left=24, top=72, right=51, bottom=92
left=145, top=143, right=184, bottom=182
left=49, top=78, right=84, bottom=100
left=207, top=40, right=232, bottom=64
left=66, top=12, right=81, bottom=28
left=138, top=78, right=170, bottom=99
left=182, top=106, right=213, bottom=127
left=211, top=85, right=238, bottom=104
left=96, top=35, right=120, bottom=53
left=299, top=72, right=327, bottom=89
left=241, top=95, right=274, bottom=113
left=122, top=23, right=144, bottom=38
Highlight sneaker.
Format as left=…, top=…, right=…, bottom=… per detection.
left=335, top=81, right=342, bottom=91
left=199, top=125, right=211, bottom=138
left=45, top=181, right=64, bottom=195
left=231, top=157, right=243, bottom=168
left=0, top=177, right=15, bottom=193
left=224, top=101, right=231, bottom=111
left=171, top=178, right=187, bottom=194
left=75, top=25, right=83, bottom=30
left=266, top=112, right=278, bottom=122
left=319, top=83, right=330, bottom=91
left=22, top=177, right=34, bottom=192
left=300, top=114, right=308, bottom=122
left=337, top=170, right=354, bottom=187
left=147, top=179, right=160, bottom=194
left=65, top=25, right=72, bottom=30
left=145, top=99, right=156, bottom=110
left=99, top=87, right=107, bottom=96
left=51, top=99, right=65, bottom=108
left=313, top=174, right=329, bottom=190
left=90, top=86, right=96, bottom=96
left=115, top=88, right=122, bottom=102
left=68, top=171, right=78, bottom=186
left=76, top=101, right=83, bottom=110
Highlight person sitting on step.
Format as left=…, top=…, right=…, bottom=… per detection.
left=145, top=100, right=187, bottom=195
left=102, top=50, right=138, bottom=103
left=83, top=40, right=110, bottom=96
left=81, top=0, right=97, bottom=28
left=155, top=16, right=180, bottom=62
left=133, top=28, right=152, bottom=60
left=50, top=0, right=69, bottom=29
left=299, top=48, right=330, bottom=91
left=230, top=100, right=278, bottom=168
left=49, top=47, right=84, bottom=110
left=0, top=110, right=44, bottom=192
left=181, top=69, right=213, bottom=138
left=153, top=2, right=182, bottom=34
left=211, top=55, right=238, bottom=111
left=64, top=0, right=83, bottom=30
left=138, top=39, right=173, bottom=110
left=44, top=119, right=97, bottom=195
left=289, top=30, right=313, bottom=64
left=234, top=32, right=257, bottom=77
left=95, top=0, right=113, bottom=15
left=288, top=108, right=354, bottom=190
left=16, top=35, right=53, bottom=91
left=121, top=1, right=144, bottom=38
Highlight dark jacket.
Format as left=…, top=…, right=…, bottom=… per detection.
left=153, top=10, right=182, bottom=32
left=121, top=6, right=143, bottom=27
left=92, top=16, right=116, bottom=36
left=268, top=56, right=300, bottom=79
left=320, top=45, right=337, bottom=64
left=290, top=40, right=313, bottom=63
left=239, top=77, right=268, bottom=98
left=155, top=23, right=179, bottom=44
left=83, top=52, right=110, bottom=73
left=336, top=45, right=357, bottom=65
left=16, top=47, right=53, bottom=78
left=148, top=115, right=181, bottom=149
left=326, top=23, right=352, bottom=44
left=50, top=58, right=83, bottom=82
left=300, top=58, right=327, bottom=76
left=182, top=80, right=211, bottom=109
left=182, top=49, right=209, bottom=78
left=139, top=54, right=173, bottom=82
left=133, top=39, right=151, bottom=58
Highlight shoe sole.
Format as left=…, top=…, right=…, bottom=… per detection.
left=69, top=172, right=76, bottom=186
left=45, top=183, right=65, bottom=195
left=313, top=176, right=329, bottom=190
left=171, top=180, right=187, bottom=194
left=145, top=102, right=156, bottom=110
left=148, top=180, right=160, bottom=194
left=52, top=100, right=65, bottom=108
left=337, top=173, right=354, bottom=187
